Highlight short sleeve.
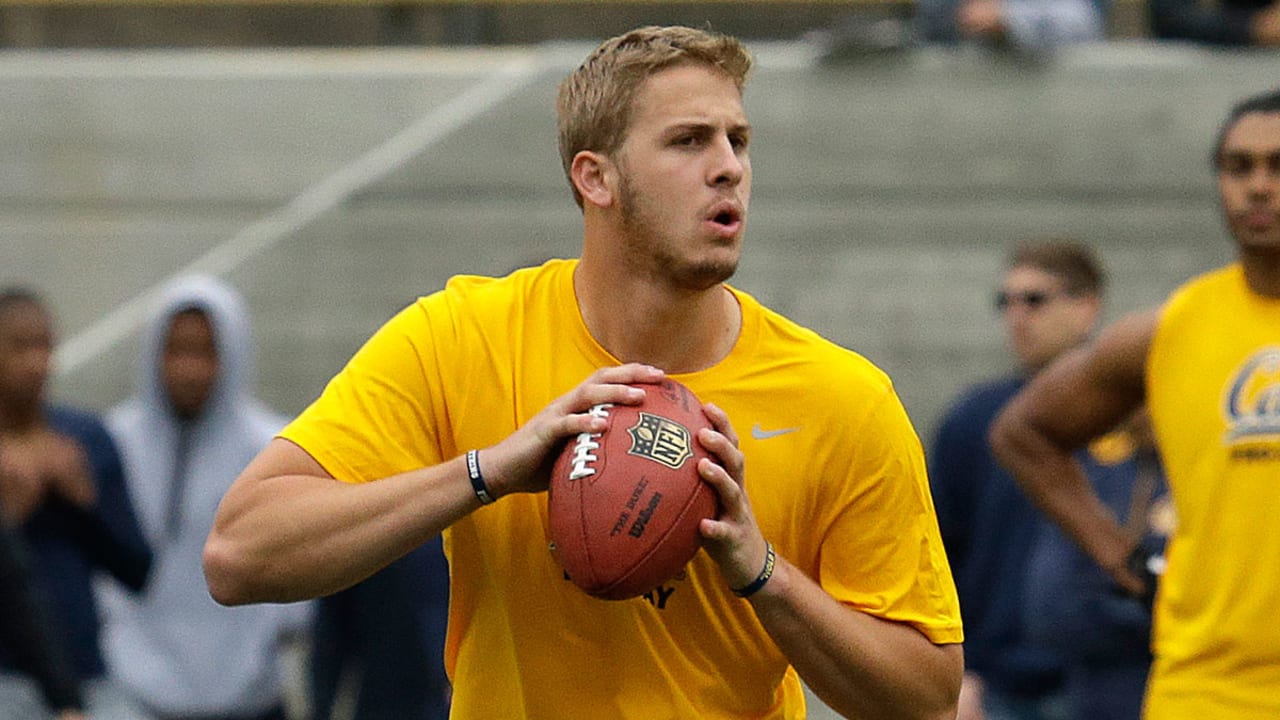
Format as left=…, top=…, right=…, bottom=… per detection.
left=818, top=389, right=964, bottom=644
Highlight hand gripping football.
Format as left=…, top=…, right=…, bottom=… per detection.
left=548, top=378, right=719, bottom=600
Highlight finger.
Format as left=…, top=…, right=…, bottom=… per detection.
left=591, top=363, right=666, bottom=387
left=569, top=383, right=647, bottom=413
left=698, top=427, right=745, bottom=486
left=555, top=406, right=612, bottom=439
left=698, top=456, right=745, bottom=513
left=563, top=364, right=666, bottom=413
left=702, top=402, right=739, bottom=446
left=699, top=515, right=734, bottom=544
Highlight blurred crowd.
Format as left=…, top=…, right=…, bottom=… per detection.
left=0, top=277, right=451, bottom=720
left=816, top=0, right=1280, bottom=58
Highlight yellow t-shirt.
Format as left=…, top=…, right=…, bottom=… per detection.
left=1144, top=263, right=1280, bottom=719
left=282, top=259, right=962, bottom=720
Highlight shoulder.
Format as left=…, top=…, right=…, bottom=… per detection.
left=761, top=314, right=890, bottom=405
left=740, top=290, right=888, bottom=386
left=47, top=405, right=123, bottom=469
left=432, top=259, right=569, bottom=314
left=390, top=261, right=565, bottom=355
left=1086, top=308, right=1160, bottom=392
left=737, top=296, right=920, bottom=437
left=1156, top=263, right=1242, bottom=327
left=399, top=260, right=568, bottom=345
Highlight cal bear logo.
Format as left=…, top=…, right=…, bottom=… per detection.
left=1223, top=347, right=1280, bottom=442
left=627, top=412, right=693, bottom=470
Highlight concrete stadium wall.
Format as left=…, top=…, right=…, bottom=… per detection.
left=3, top=42, right=1271, bottom=444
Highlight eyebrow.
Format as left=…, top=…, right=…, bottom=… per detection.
left=663, top=121, right=751, bottom=136
left=1219, top=148, right=1280, bottom=160
left=1216, top=147, right=1280, bottom=171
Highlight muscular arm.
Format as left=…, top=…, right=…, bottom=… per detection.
left=751, top=564, right=962, bottom=720
left=203, top=439, right=482, bottom=605
left=203, top=364, right=664, bottom=605
left=989, top=310, right=1157, bottom=590
left=696, top=405, right=962, bottom=720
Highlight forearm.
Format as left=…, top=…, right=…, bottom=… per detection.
left=205, top=365, right=660, bottom=606
left=990, top=416, right=1132, bottom=578
left=70, top=504, right=151, bottom=591
left=749, top=558, right=961, bottom=720
left=204, top=454, right=479, bottom=605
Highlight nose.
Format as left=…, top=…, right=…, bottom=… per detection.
left=708, top=134, right=745, bottom=187
left=1246, top=158, right=1280, bottom=198
left=1002, top=304, right=1031, bottom=327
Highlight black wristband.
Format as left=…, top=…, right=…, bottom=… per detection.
left=732, top=542, right=776, bottom=598
left=1124, top=540, right=1165, bottom=610
left=465, top=450, right=495, bottom=505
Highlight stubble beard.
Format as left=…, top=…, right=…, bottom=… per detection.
left=616, top=173, right=738, bottom=292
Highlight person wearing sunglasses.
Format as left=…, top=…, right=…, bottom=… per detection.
left=929, top=240, right=1105, bottom=720
left=992, top=89, right=1280, bottom=720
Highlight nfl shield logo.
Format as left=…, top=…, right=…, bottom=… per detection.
left=626, top=412, right=693, bottom=469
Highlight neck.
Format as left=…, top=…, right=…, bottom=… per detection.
left=1241, top=250, right=1280, bottom=299
left=574, top=259, right=741, bottom=374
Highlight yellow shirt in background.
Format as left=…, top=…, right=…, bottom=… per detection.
left=1144, top=263, right=1280, bottom=719
left=282, top=259, right=962, bottom=720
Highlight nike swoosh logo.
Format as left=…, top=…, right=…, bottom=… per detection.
left=751, top=423, right=801, bottom=440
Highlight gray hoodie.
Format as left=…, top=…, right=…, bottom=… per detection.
left=99, top=274, right=309, bottom=717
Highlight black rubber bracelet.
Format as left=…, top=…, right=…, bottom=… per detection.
left=732, top=542, right=776, bottom=598
left=465, top=449, right=495, bottom=505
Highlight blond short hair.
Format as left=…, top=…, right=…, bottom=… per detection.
left=556, top=25, right=753, bottom=208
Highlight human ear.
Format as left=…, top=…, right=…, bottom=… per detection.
left=571, top=151, right=616, bottom=209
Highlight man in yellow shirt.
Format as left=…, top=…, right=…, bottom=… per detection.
left=203, top=25, right=963, bottom=719
left=991, top=89, right=1280, bottom=719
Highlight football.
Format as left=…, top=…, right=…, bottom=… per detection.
left=548, top=378, right=719, bottom=600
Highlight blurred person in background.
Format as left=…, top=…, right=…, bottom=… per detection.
left=1149, top=0, right=1280, bottom=45
left=309, top=538, right=451, bottom=720
left=1, top=521, right=86, bottom=720
left=929, top=240, right=1106, bottom=720
left=991, top=88, right=1280, bottom=719
left=1022, top=407, right=1168, bottom=720
left=915, top=0, right=1107, bottom=52
left=307, top=298, right=452, bottom=720
left=100, top=275, right=310, bottom=720
left=0, top=287, right=152, bottom=720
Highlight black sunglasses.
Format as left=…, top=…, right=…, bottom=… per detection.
left=994, top=289, right=1072, bottom=312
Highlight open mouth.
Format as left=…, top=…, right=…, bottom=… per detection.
left=707, top=202, right=742, bottom=230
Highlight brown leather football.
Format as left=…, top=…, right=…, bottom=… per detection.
left=548, top=378, right=718, bottom=600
